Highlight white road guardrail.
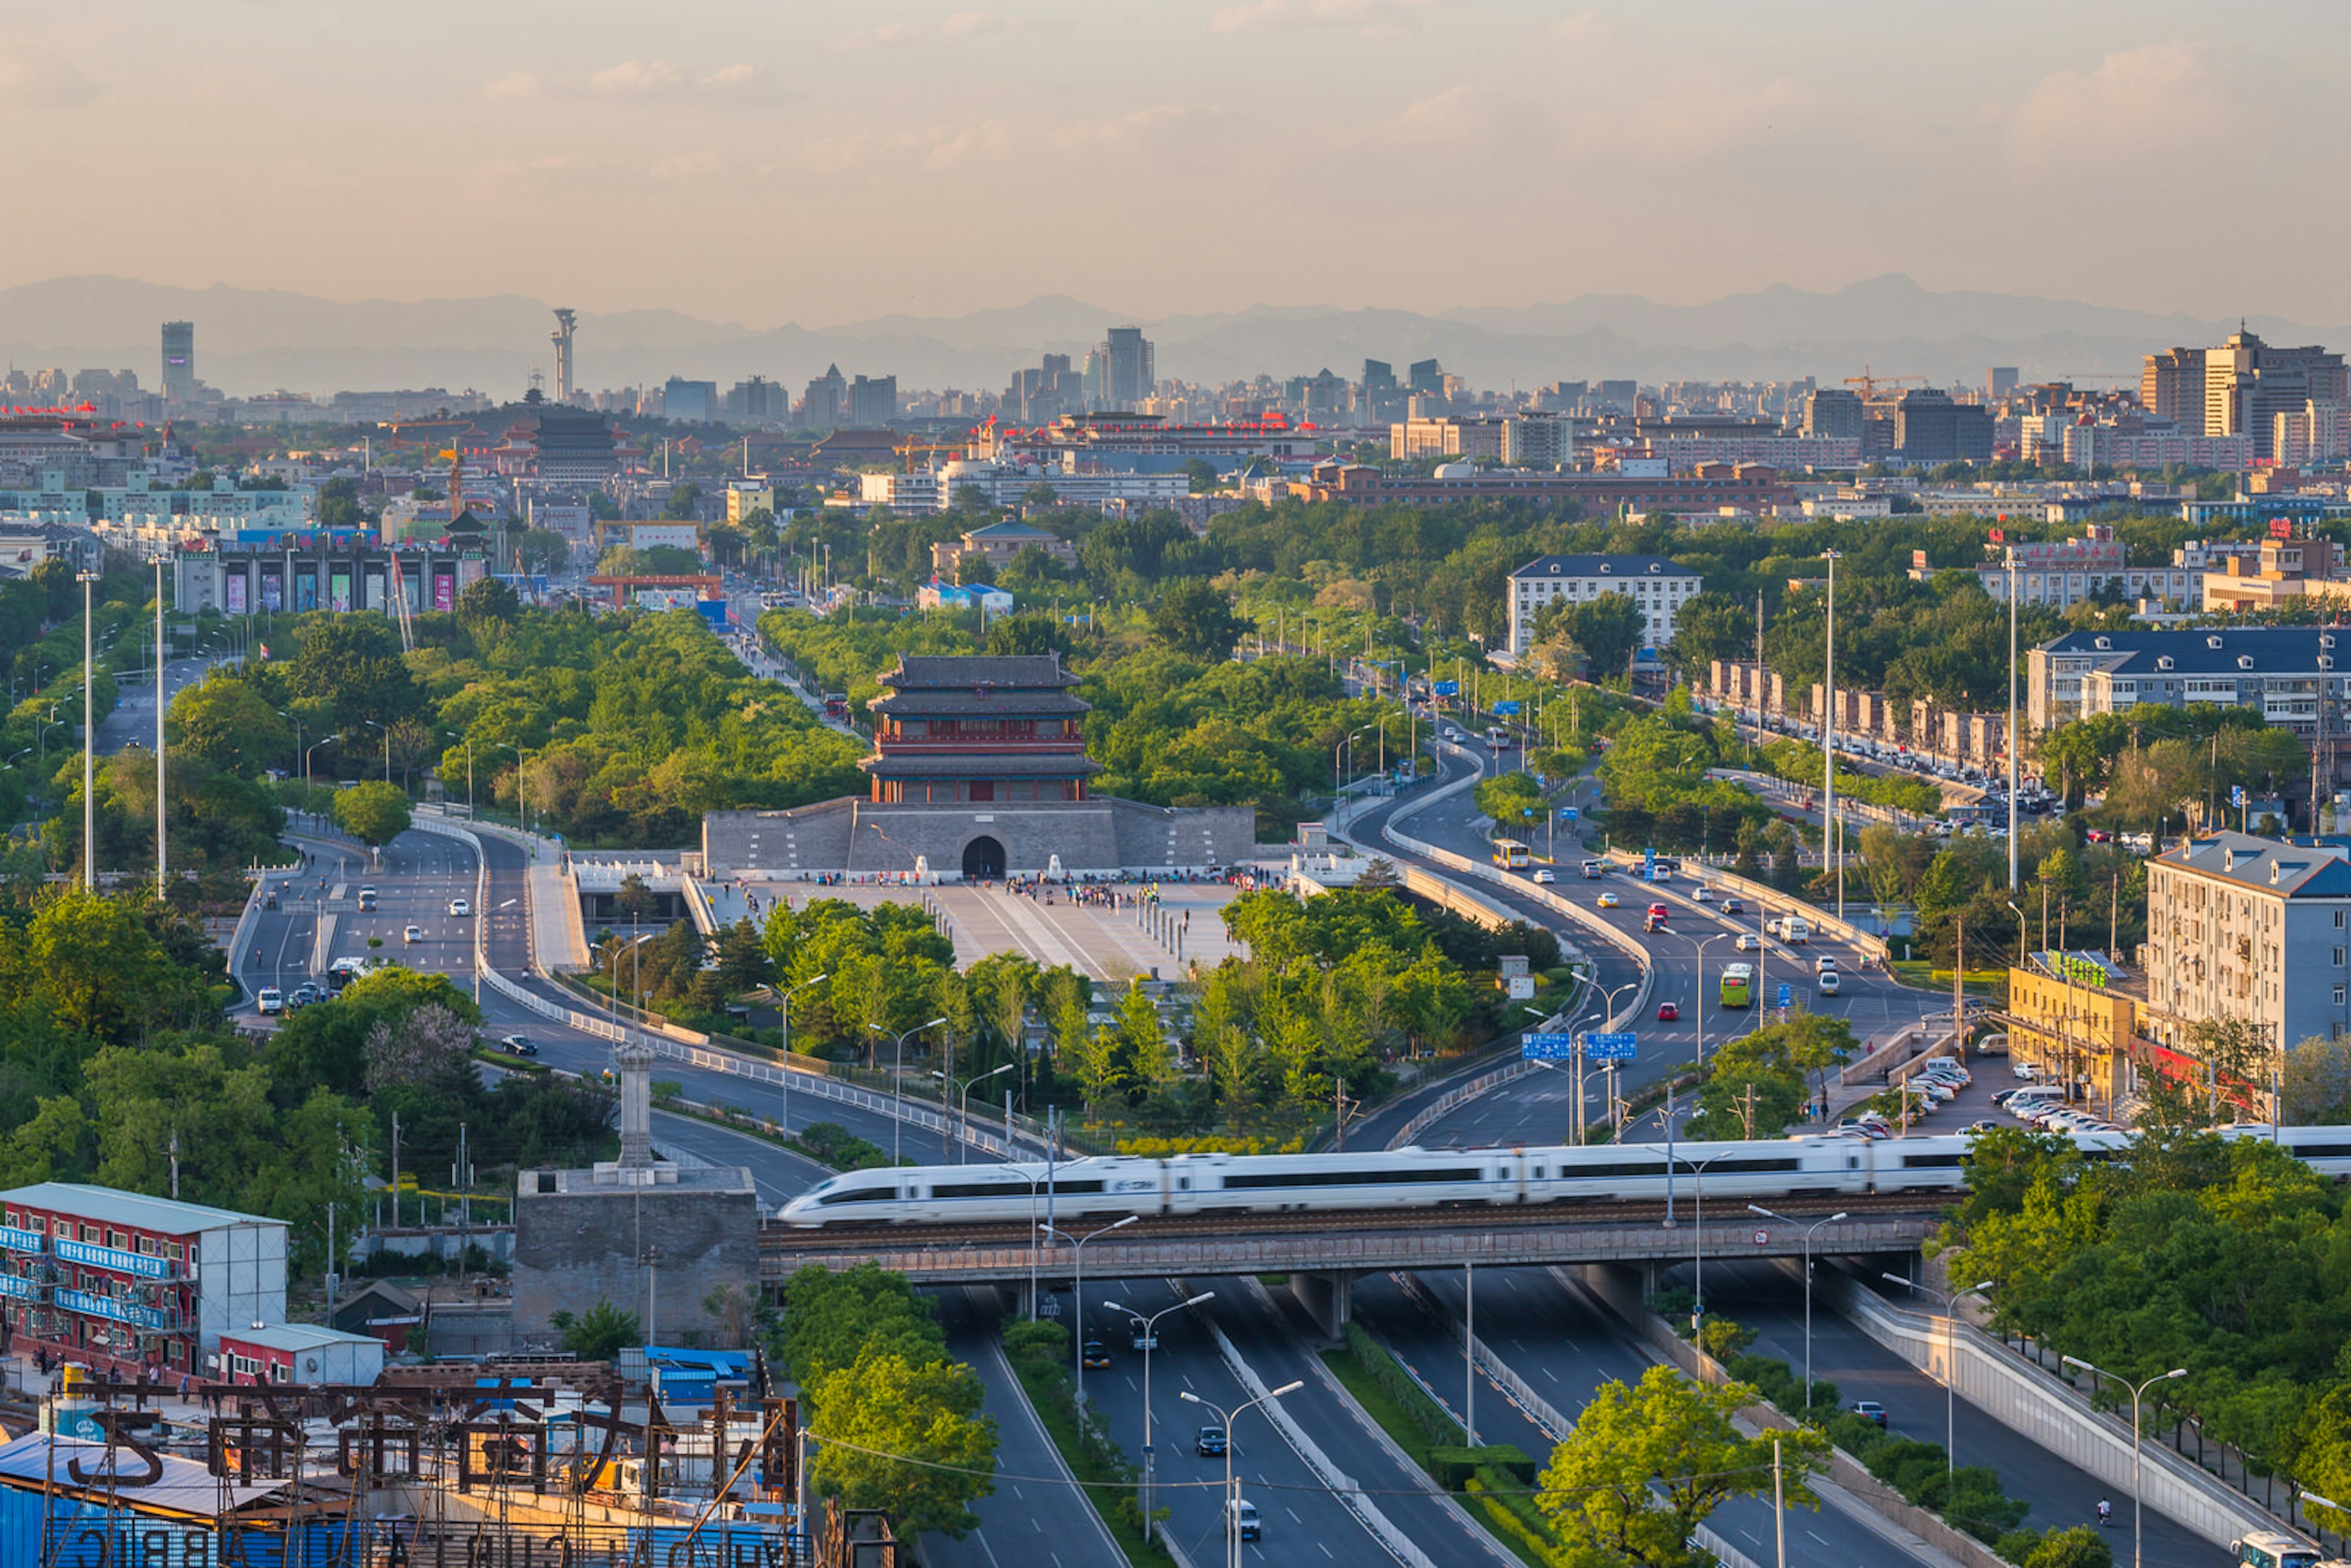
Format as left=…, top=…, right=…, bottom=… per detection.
left=408, top=814, right=1032, bottom=1160
left=1349, top=745, right=1654, bottom=1149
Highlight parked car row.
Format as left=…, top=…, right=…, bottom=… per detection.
left=1995, top=1083, right=2121, bottom=1134
left=1831, top=1057, right=1974, bottom=1138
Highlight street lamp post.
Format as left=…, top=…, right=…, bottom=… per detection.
left=2061, top=1356, right=2187, bottom=1568
left=1041, top=1215, right=1139, bottom=1405
left=776, top=973, right=830, bottom=1139
left=1883, top=1274, right=1994, bottom=1473
left=1683, top=929, right=1730, bottom=1084
left=304, top=734, right=340, bottom=805
left=1591, top=979, right=1641, bottom=1137
left=155, top=557, right=167, bottom=902
left=497, top=741, right=529, bottom=836
left=868, top=1017, right=948, bottom=1166
left=1181, top=1381, right=1303, bottom=1568
left=1104, top=1289, right=1215, bottom=1540
left=1683, top=1149, right=1734, bottom=1341
left=78, top=571, right=99, bottom=891
left=937, top=1061, right=1014, bottom=1164
left=1749, top=1206, right=1847, bottom=1408
left=1821, top=548, right=1844, bottom=921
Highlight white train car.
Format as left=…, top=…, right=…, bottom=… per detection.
left=776, top=1125, right=2351, bottom=1229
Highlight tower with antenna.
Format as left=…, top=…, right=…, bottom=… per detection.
left=550, top=307, right=577, bottom=403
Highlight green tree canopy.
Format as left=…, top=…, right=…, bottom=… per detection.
left=1150, top=579, right=1245, bottom=659
left=1537, top=1365, right=1824, bottom=1566
left=331, top=781, right=413, bottom=848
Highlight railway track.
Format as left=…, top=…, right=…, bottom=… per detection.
left=757, top=1188, right=1941, bottom=1253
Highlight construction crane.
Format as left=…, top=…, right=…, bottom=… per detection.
left=893, top=437, right=966, bottom=473
left=1843, top=369, right=1926, bottom=399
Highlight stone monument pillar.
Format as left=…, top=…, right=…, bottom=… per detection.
left=614, top=1039, right=657, bottom=1169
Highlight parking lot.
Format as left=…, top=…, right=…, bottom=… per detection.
left=1834, top=1048, right=2126, bottom=1141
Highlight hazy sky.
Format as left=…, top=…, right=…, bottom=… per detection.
left=13, top=1, right=2346, bottom=325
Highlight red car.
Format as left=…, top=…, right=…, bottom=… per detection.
left=1657, top=1002, right=1680, bottom=1021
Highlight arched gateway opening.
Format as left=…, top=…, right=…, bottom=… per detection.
left=962, top=835, right=1007, bottom=880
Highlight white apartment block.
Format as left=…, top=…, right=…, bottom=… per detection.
left=1507, top=555, right=1703, bottom=658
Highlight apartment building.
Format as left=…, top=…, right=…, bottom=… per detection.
left=1507, top=554, right=1702, bottom=658
left=2143, top=832, right=2351, bottom=1055
left=1389, top=416, right=1507, bottom=461
left=1973, top=525, right=2202, bottom=610
left=2026, top=626, right=2349, bottom=736
left=0, top=1184, right=289, bottom=1381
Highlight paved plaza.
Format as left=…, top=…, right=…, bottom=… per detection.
left=698, top=877, right=1247, bottom=980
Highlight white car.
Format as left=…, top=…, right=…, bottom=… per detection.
left=1813, top=955, right=1839, bottom=974
left=448, top=898, right=471, bottom=917
left=1531, top=869, right=1556, bottom=885
left=1734, top=932, right=1758, bottom=951
left=256, top=986, right=284, bottom=1015
left=1692, top=886, right=1712, bottom=902
left=1817, top=970, right=1842, bottom=996
left=403, top=925, right=423, bottom=945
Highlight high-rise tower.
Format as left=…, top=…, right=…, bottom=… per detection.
left=160, top=321, right=195, bottom=402
left=550, top=308, right=578, bottom=403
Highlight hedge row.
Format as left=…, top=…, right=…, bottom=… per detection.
left=1465, top=1471, right=1578, bottom=1568
left=1705, top=1319, right=2112, bottom=1568
left=1343, top=1321, right=1463, bottom=1450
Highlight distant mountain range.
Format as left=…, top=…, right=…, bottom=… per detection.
left=2, top=273, right=2339, bottom=403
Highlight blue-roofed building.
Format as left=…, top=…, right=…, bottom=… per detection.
left=2143, top=831, right=2351, bottom=1063
left=2026, top=625, right=2349, bottom=735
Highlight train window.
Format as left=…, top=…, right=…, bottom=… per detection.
left=1051, top=1180, right=1106, bottom=1195
left=1899, top=1154, right=1967, bottom=1170
left=929, top=1182, right=1019, bottom=1201
left=818, top=1185, right=887, bottom=1207
left=1700, top=1158, right=1803, bottom=1176
left=1222, top=1167, right=1485, bottom=1190
left=1531, top=1168, right=1543, bottom=1180
left=2289, top=1142, right=2351, bottom=1159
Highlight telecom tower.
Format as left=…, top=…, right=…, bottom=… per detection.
left=550, top=307, right=577, bottom=403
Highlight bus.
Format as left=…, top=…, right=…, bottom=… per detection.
left=1491, top=839, right=1531, bottom=869
left=1485, top=726, right=1518, bottom=750
left=1719, top=963, right=1755, bottom=1008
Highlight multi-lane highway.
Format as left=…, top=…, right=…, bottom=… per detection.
left=248, top=738, right=2161, bottom=1567
left=1351, top=1269, right=1944, bottom=1567
left=1348, top=734, right=1947, bottom=1149
left=95, top=653, right=222, bottom=757
left=238, top=825, right=967, bottom=1188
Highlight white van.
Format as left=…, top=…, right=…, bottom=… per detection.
left=1776, top=915, right=1812, bottom=945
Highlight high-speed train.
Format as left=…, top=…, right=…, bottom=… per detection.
left=778, top=1126, right=2351, bottom=1228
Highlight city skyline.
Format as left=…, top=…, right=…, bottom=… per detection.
left=4, top=2, right=2346, bottom=326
